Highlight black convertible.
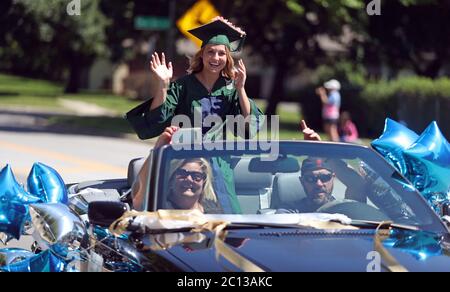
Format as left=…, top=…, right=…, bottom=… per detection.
left=69, top=141, right=450, bottom=272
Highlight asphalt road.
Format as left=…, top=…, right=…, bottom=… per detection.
left=0, top=107, right=152, bottom=183
left=0, top=130, right=151, bottom=183
left=0, top=108, right=152, bottom=250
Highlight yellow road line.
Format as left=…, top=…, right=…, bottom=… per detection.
left=0, top=140, right=125, bottom=175
left=4, top=166, right=119, bottom=178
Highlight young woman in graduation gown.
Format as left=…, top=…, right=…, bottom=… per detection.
left=127, top=17, right=264, bottom=213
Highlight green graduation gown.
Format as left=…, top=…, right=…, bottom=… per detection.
left=126, top=74, right=264, bottom=213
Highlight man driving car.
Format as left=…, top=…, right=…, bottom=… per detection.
left=277, top=155, right=412, bottom=217
left=296, top=157, right=337, bottom=212
left=276, top=157, right=358, bottom=213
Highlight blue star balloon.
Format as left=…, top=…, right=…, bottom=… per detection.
left=27, top=162, right=68, bottom=204
left=383, top=230, right=442, bottom=261
left=371, top=118, right=419, bottom=174
left=0, top=250, right=65, bottom=272
left=0, top=165, right=41, bottom=239
left=402, top=122, right=450, bottom=211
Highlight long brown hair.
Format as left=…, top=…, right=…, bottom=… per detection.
left=187, top=45, right=236, bottom=79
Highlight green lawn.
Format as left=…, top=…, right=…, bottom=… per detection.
left=0, top=94, right=62, bottom=108
left=0, top=74, right=64, bottom=108
left=0, top=74, right=63, bottom=96
left=254, top=100, right=311, bottom=140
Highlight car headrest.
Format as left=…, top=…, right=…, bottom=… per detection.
left=127, top=157, right=146, bottom=187
left=270, top=172, right=307, bottom=209
left=233, top=158, right=272, bottom=191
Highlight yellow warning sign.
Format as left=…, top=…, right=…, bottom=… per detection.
left=176, top=0, right=220, bottom=47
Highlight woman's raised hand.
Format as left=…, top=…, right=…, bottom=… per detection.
left=155, top=126, right=179, bottom=148
left=315, top=86, right=326, bottom=96
left=234, top=59, right=247, bottom=90
left=150, top=52, right=173, bottom=89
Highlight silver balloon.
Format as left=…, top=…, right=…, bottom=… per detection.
left=0, top=232, right=13, bottom=245
left=0, top=248, right=35, bottom=266
left=29, top=203, right=87, bottom=257
left=67, top=193, right=89, bottom=216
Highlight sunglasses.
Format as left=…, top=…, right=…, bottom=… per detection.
left=175, top=169, right=206, bottom=182
left=302, top=173, right=334, bottom=184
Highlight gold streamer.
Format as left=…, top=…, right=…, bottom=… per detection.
left=374, top=221, right=408, bottom=272
left=109, top=210, right=365, bottom=272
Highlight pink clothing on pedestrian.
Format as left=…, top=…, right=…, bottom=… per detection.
left=339, top=120, right=359, bottom=143
left=322, top=91, right=340, bottom=120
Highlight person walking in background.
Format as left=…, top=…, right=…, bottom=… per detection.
left=316, top=79, right=341, bottom=142
left=338, top=111, right=360, bottom=143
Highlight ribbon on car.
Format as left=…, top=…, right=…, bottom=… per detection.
left=374, top=221, right=408, bottom=272
left=108, top=209, right=265, bottom=272
left=108, top=209, right=364, bottom=272
left=209, top=222, right=265, bottom=272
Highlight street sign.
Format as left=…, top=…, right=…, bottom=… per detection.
left=176, top=0, right=220, bottom=47
left=134, top=16, right=170, bottom=30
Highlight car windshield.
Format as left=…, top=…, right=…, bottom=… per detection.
left=153, top=141, right=443, bottom=231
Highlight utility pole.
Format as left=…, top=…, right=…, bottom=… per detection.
left=167, top=0, right=176, bottom=60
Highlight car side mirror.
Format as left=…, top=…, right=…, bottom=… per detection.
left=88, top=201, right=128, bottom=227
left=440, top=202, right=450, bottom=228
left=441, top=202, right=450, bottom=217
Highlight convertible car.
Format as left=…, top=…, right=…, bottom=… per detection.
left=68, top=140, right=450, bottom=272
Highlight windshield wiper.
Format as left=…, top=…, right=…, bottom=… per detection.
left=131, top=220, right=413, bottom=234
left=224, top=219, right=360, bottom=230
left=349, top=220, right=419, bottom=231
left=225, top=222, right=312, bottom=229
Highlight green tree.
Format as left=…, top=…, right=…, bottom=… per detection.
left=362, top=0, right=450, bottom=78
left=0, top=0, right=46, bottom=79
left=100, top=0, right=172, bottom=62
left=213, top=0, right=366, bottom=115
left=9, top=0, right=109, bottom=93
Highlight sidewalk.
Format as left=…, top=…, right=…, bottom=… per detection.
left=58, top=99, right=118, bottom=117
left=1, top=98, right=120, bottom=117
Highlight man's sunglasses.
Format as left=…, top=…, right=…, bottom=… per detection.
left=302, top=173, right=334, bottom=184
left=174, top=169, right=206, bottom=182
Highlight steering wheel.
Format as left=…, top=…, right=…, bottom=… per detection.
left=316, top=199, right=390, bottom=221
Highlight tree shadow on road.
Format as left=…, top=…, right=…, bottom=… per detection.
left=0, top=109, right=137, bottom=139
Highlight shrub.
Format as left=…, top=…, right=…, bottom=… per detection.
left=360, top=76, right=450, bottom=138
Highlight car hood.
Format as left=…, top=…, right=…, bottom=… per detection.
left=140, top=227, right=450, bottom=272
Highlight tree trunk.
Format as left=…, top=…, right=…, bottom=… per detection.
left=65, top=58, right=82, bottom=93
left=413, top=57, right=443, bottom=78
left=421, top=59, right=442, bottom=78
left=265, top=63, right=286, bottom=116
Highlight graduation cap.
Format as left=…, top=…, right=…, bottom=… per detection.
left=188, top=18, right=246, bottom=52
